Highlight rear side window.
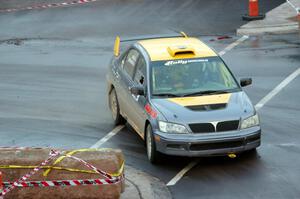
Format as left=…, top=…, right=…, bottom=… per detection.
left=123, top=49, right=139, bottom=78
left=134, top=57, right=147, bottom=86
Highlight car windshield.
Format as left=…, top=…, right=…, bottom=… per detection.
left=151, top=57, right=240, bottom=97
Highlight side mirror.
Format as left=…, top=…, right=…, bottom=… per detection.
left=240, top=78, right=252, bottom=87
left=130, top=85, right=144, bottom=96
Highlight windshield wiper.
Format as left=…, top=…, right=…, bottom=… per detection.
left=152, top=93, right=182, bottom=98
left=182, top=90, right=230, bottom=97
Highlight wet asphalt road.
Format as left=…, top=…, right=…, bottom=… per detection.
left=1, top=0, right=300, bottom=198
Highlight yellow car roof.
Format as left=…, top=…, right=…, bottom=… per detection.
left=138, top=37, right=217, bottom=61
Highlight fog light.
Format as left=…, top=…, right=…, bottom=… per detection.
left=228, top=153, right=236, bottom=158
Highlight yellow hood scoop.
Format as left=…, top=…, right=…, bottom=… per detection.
left=167, top=46, right=195, bottom=57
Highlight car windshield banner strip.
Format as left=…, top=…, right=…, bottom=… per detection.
left=164, top=59, right=209, bottom=66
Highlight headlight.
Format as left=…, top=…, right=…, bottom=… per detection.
left=158, top=121, right=189, bottom=134
left=241, top=114, right=260, bottom=129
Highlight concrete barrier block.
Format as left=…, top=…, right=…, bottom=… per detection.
left=0, top=148, right=124, bottom=199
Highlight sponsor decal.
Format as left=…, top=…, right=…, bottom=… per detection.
left=164, top=59, right=208, bottom=66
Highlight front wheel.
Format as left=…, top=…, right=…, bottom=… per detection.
left=109, top=88, right=125, bottom=125
left=146, top=125, right=160, bottom=164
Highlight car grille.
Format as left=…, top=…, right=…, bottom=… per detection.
left=189, top=123, right=215, bottom=133
left=189, top=120, right=240, bottom=133
left=190, top=140, right=244, bottom=151
left=189, top=134, right=260, bottom=151
left=217, top=120, right=240, bottom=132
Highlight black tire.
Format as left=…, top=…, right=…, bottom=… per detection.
left=146, top=124, right=160, bottom=164
left=109, top=88, right=125, bottom=125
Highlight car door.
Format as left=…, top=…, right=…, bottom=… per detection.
left=129, top=56, right=148, bottom=137
left=117, top=48, right=140, bottom=122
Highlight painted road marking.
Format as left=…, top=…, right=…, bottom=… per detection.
left=167, top=66, right=300, bottom=186
left=255, top=67, right=300, bottom=111
left=90, top=125, right=124, bottom=148
left=166, top=161, right=199, bottom=186
left=219, top=35, right=249, bottom=56
left=166, top=35, right=249, bottom=187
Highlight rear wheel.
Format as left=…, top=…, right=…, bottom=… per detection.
left=146, top=124, right=160, bottom=164
left=109, top=88, right=125, bottom=125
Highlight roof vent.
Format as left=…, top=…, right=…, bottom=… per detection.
left=167, top=46, right=195, bottom=57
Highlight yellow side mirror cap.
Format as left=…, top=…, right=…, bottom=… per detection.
left=114, top=36, right=120, bottom=57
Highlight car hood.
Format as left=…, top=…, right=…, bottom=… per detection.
left=151, top=91, right=255, bottom=124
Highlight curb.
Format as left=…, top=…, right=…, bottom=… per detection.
left=121, top=166, right=172, bottom=199
left=237, top=23, right=298, bottom=35
left=237, top=0, right=299, bottom=35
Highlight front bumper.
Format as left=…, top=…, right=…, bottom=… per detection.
left=154, top=126, right=261, bottom=157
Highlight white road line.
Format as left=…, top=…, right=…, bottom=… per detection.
left=166, top=161, right=199, bottom=186
left=166, top=35, right=250, bottom=186
left=90, top=125, right=125, bottom=148
left=219, top=35, right=249, bottom=56
left=255, top=67, right=300, bottom=111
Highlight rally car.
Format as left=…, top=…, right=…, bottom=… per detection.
left=106, top=32, right=261, bottom=163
